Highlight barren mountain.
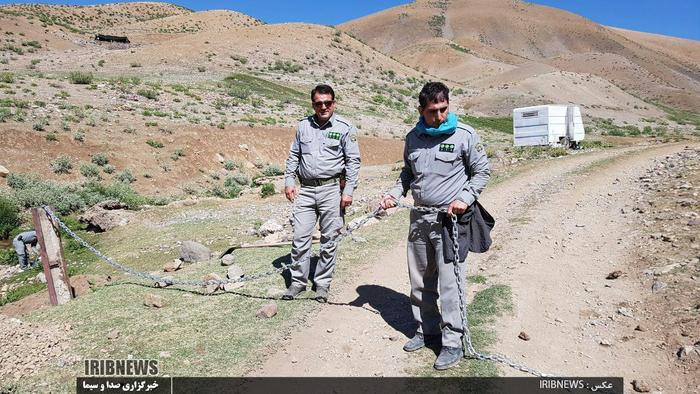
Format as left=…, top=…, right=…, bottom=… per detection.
left=340, top=0, right=700, bottom=114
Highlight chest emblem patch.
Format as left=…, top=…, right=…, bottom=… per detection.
left=327, top=131, right=341, bottom=140
left=439, top=143, right=455, bottom=153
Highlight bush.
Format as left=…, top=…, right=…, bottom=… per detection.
left=226, top=173, right=249, bottom=186
left=0, top=248, right=17, bottom=265
left=0, top=72, right=14, bottom=83
left=32, top=117, right=48, bottom=131
left=0, top=193, right=21, bottom=239
left=79, top=162, right=101, bottom=179
left=50, top=155, right=72, bottom=174
left=171, top=148, right=185, bottom=160
left=102, top=164, right=115, bottom=174
left=6, top=173, right=162, bottom=215
left=146, top=139, right=164, bottom=148
left=8, top=173, right=85, bottom=214
left=223, top=160, right=237, bottom=171
left=91, top=153, right=109, bottom=166
left=116, top=169, right=136, bottom=183
left=209, top=182, right=241, bottom=199
left=137, top=89, right=158, bottom=100
left=260, top=183, right=275, bottom=198
left=69, top=71, right=93, bottom=84
left=262, top=164, right=283, bottom=177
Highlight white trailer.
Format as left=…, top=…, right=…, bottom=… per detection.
left=512, top=105, right=585, bottom=148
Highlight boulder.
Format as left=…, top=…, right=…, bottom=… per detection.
left=258, top=220, right=283, bottom=237
left=78, top=201, right=133, bottom=232
left=180, top=241, right=211, bottom=263
left=144, top=293, right=164, bottom=308
left=226, top=265, right=244, bottom=280
left=163, top=259, right=183, bottom=272
left=0, top=165, right=9, bottom=178
left=256, top=303, right=278, bottom=319
left=220, top=254, right=235, bottom=266
left=203, top=273, right=222, bottom=294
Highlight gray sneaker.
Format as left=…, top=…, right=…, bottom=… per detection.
left=281, top=284, right=305, bottom=300
left=403, top=333, right=425, bottom=352
left=433, top=346, right=464, bottom=370
left=314, top=287, right=329, bottom=303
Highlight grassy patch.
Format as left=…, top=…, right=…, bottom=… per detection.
left=0, top=282, right=46, bottom=306
left=408, top=283, right=513, bottom=377
left=655, top=103, right=700, bottom=129
left=15, top=202, right=410, bottom=391
left=510, top=146, right=567, bottom=159
left=459, top=114, right=513, bottom=134
left=223, top=73, right=306, bottom=107
left=68, top=71, right=93, bottom=85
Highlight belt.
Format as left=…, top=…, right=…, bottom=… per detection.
left=299, top=175, right=340, bottom=187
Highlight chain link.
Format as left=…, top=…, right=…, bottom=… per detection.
left=45, top=203, right=554, bottom=377
left=43, top=206, right=382, bottom=288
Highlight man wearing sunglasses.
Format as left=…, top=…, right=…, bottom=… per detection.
left=380, top=82, right=490, bottom=370
left=282, top=84, right=361, bottom=302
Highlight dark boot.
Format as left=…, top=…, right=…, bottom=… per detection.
left=433, top=346, right=464, bottom=370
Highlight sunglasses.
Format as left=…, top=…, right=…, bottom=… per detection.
left=312, top=100, right=335, bottom=108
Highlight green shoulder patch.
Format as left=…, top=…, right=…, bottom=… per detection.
left=475, top=143, right=484, bottom=153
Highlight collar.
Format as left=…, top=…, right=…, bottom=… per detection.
left=311, top=113, right=335, bottom=129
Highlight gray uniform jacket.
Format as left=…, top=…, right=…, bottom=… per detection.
left=284, top=113, right=361, bottom=197
left=388, top=122, right=490, bottom=207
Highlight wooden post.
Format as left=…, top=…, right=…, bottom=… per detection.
left=31, top=207, right=72, bottom=305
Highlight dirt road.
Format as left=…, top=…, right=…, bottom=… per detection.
left=250, top=143, right=697, bottom=389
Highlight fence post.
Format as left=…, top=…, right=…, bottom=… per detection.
left=31, top=207, right=72, bottom=305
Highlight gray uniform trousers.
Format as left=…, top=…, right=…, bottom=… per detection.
left=290, top=183, right=343, bottom=289
left=407, top=209, right=466, bottom=348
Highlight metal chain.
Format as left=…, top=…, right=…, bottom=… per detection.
left=43, top=206, right=382, bottom=288
left=45, top=203, right=555, bottom=377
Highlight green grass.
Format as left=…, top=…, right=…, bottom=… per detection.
left=13, top=201, right=410, bottom=391
left=656, top=103, right=700, bottom=128
left=223, top=73, right=306, bottom=107
left=408, top=282, right=513, bottom=377
left=459, top=114, right=513, bottom=134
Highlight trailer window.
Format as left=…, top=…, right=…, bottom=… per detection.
left=521, top=111, right=538, bottom=118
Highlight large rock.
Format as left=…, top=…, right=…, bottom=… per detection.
left=144, top=293, right=164, bottom=308
left=78, top=200, right=133, bottom=232
left=226, top=265, right=244, bottom=280
left=163, top=259, right=183, bottom=272
left=203, top=273, right=222, bottom=294
left=180, top=241, right=211, bottom=263
left=220, top=254, right=235, bottom=266
left=258, top=219, right=283, bottom=237
left=256, top=303, right=278, bottom=319
left=0, top=165, right=9, bottom=178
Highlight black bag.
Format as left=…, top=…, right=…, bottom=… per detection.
left=441, top=200, right=495, bottom=263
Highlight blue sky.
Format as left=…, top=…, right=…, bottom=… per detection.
left=1, top=0, right=698, bottom=41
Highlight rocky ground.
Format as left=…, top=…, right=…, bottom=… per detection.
left=0, top=315, right=79, bottom=383
left=627, top=147, right=700, bottom=390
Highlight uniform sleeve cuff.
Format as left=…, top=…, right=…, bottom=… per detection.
left=285, top=177, right=296, bottom=188
left=387, top=188, right=403, bottom=201
left=457, top=192, right=476, bottom=207
left=342, top=186, right=355, bottom=197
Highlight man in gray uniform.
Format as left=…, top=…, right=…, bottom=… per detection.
left=283, top=84, right=361, bottom=302
left=13, top=230, right=38, bottom=270
left=381, top=82, right=490, bottom=370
